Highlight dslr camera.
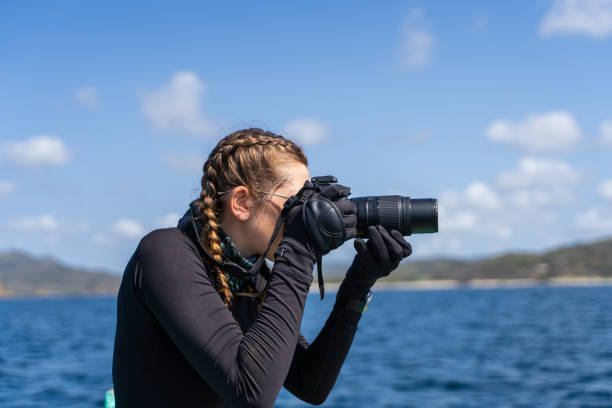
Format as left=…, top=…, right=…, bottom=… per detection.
left=311, top=175, right=438, bottom=237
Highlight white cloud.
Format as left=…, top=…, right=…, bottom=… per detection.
left=9, top=214, right=59, bottom=231
left=506, top=189, right=554, bottom=209
left=440, top=182, right=501, bottom=212
left=599, top=119, right=612, bottom=146
left=438, top=185, right=511, bottom=239
left=0, top=181, right=15, bottom=198
left=497, top=157, right=580, bottom=209
left=155, top=212, right=180, bottom=229
left=283, top=118, right=327, bottom=146
left=92, top=233, right=112, bottom=246
left=112, top=218, right=144, bottom=238
left=414, top=235, right=463, bottom=258
left=0, top=135, right=71, bottom=168
left=436, top=156, right=586, bottom=248
left=142, top=71, right=213, bottom=137
left=575, top=208, right=612, bottom=231
left=540, top=0, right=612, bottom=38
left=497, top=157, right=581, bottom=188
left=163, top=152, right=206, bottom=172
left=446, top=211, right=477, bottom=230
left=540, top=212, right=559, bottom=225
left=465, top=182, right=502, bottom=211
left=75, top=86, right=100, bottom=109
left=487, top=111, right=582, bottom=152
left=495, top=226, right=513, bottom=239
left=439, top=207, right=478, bottom=231
left=398, top=8, right=435, bottom=69
left=439, top=190, right=462, bottom=210
left=597, top=178, right=612, bottom=201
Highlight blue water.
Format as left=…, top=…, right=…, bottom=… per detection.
left=1, top=286, right=611, bottom=407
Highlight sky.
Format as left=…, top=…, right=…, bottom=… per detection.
left=1, top=0, right=612, bottom=275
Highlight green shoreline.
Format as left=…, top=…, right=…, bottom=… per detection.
left=0, top=290, right=118, bottom=299
left=4, top=236, right=612, bottom=299
left=310, top=276, right=612, bottom=293
left=2, top=277, right=612, bottom=299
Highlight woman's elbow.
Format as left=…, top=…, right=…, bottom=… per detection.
left=227, top=394, right=276, bottom=408
left=296, top=389, right=331, bottom=406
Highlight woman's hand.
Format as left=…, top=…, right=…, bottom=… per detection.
left=278, top=182, right=356, bottom=263
left=302, top=183, right=357, bottom=256
left=345, top=225, right=412, bottom=290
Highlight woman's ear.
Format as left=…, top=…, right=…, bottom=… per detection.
left=228, top=186, right=254, bottom=222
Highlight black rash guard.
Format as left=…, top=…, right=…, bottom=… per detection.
left=112, top=222, right=364, bottom=407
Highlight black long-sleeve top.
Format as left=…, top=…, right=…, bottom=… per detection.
left=112, top=210, right=364, bottom=407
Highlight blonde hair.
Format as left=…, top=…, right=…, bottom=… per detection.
left=194, top=128, right=308, bottom=308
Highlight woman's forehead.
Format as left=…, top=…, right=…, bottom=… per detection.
left=278, top=163, right=309, bottom=193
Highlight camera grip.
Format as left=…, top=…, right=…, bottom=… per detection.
left=302, top=196, right=346, bottom=255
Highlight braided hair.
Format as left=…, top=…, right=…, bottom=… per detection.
left=194, top=128, right=308, bottom=308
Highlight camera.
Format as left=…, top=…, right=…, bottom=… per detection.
left=311, top=176, right=438, bottom=238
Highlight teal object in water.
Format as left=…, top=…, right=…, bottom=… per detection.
left=105, top=389, right=115, bottom=408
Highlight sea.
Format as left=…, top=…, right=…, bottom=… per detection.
left=1, top=285, right=611, bottom=407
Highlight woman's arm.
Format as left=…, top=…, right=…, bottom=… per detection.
left=282, top=268, right=366, bottom=405
left=283, top=307, right=361, bottom=405
left=136, top=228, right=314, bottom=408
left=283, top=225, right=412, bottom=404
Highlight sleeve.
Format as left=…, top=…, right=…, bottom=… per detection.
left=136, top=230, right=315, bottom=408
left=282, top=300, right=363, bottom=405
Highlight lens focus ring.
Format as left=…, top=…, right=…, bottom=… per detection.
left=377, top=196, right=400, bottom=231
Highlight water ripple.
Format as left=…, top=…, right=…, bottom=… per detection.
left=2, top=287, right=612, bottom=407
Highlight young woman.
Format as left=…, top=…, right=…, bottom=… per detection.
left=112, top=128, right=412, bottom=407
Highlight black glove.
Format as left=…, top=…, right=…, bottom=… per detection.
left=277, top=182, right=357, bottom=264
left=338, top=225, right=412, bottom=299
left=302, top=183, right=357, bottom=256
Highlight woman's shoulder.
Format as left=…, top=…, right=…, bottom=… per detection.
left=137, top=227, right=202, bottom=266
left=139, top=226, right=186, bottom=244
left=132, top=227, right=215, bottom=290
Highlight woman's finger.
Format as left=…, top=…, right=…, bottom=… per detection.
left=377, top=225, right=404, bottom=262
left=318, top=184, right=351, bottom=201
left=366, top=225, right=388, bottom=264
left=336, top=198, right=356, bottom=215
left=390, top=230, right=412, bottom=257
left=354, top=238, right=368, bottom=255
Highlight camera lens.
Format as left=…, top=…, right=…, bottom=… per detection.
left=350, top=196, right=438, bottom=237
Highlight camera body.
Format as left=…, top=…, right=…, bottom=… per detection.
left=311, top=176, right=438, bottom=238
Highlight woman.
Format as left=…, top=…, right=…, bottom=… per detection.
left=112, top=128, right=412, bottom=407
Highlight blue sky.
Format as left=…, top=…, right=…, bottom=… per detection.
left=1, top=0, right=612, bottom=274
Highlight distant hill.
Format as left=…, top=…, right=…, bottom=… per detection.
left=376, top=236, right=612, bottom=283
left=318, top=237, right=612, bottom=283
left=0, top=250, right=121, bottom=297
left=2, top=236, right=611, bottom=296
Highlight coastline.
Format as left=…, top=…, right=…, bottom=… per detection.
left=2, top=277, right=612, bottom=299
left=0, top=290, right=118, bottom=300
left=309, top=276, right=612, bottom=293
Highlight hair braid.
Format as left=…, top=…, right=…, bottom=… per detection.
left=194, top=128, right=308, bottom=309
left=196, top=168, right=234, bottom=307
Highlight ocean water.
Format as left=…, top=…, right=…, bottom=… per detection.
left=1, top=286, right=611, bottom=407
